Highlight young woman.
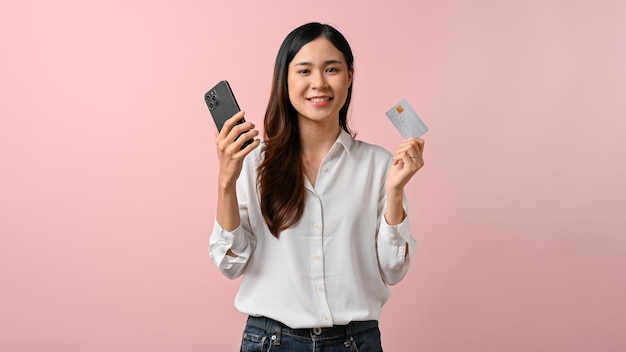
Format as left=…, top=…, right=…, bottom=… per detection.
left=210, top=22, right=425, bottom=351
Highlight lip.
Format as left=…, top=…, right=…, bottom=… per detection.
left=307, top=96, right=333, bottom=106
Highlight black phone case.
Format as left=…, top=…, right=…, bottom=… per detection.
left=205, top=80, right=242, bottom=131
left=204, top=80, right=252, bottom=148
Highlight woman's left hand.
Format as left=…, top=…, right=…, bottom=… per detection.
left=386, top=137, right=425, bottom=193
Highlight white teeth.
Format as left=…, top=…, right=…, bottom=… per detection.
left=310, top=97, right=330, bottom=102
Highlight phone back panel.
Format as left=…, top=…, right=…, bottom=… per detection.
left=205, top=80, right=241, bottom=131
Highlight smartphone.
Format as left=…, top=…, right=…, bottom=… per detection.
left=204, top=80, right=253, bottom=149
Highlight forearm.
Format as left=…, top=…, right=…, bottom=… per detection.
left=384, top=188, right=405, bottom=225
left=216, top=182, right=242, bottom=258
left=216, top=179, right=241, bottom=232
left=211, top=178, right=254, bottom=267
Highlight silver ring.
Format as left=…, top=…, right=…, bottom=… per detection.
left=410, top=155, right=417, bottom=159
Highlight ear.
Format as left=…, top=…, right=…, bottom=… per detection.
left=348, top=66, right=354, bottom=86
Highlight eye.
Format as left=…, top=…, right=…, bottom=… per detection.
left=297, top=68, right=310, bottom=74
left=326, top=67, right=339, bottom=73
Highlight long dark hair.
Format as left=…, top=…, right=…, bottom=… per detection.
left=258, top=22, right=355, bottom=238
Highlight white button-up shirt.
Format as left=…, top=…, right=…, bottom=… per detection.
left=209, top=130, right=416, bottom=329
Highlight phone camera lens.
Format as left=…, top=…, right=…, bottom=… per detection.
left=211, top=95, right=217, bottom=102
left=208, top=102, right=215, bottom=110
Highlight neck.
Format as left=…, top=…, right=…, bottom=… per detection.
left=299, top=121, right=341, bottom=158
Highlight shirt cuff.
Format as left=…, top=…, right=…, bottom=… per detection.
left=380, top=216, right=411, bottom=245
left=213, top=219, right=248, bottom=254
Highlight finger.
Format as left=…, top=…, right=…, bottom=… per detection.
left=399, top=146, right=417, bottom=160
left=228, top=136, right=261, bottom=161
left=230, top=120, right=256, bottom=139
left=238, top=137, right=261, bottom=155
left=404, top=138, right=425, bottom=159
left=235, top=129, right=260, bottom=150
left=405, top=153, right=420, bottom=165
left=391, top=150, right=405, bottom=165
left=403, top=137, right=423, bottom=151
left=225, top=125, right=257, bottom=153
left=395, top=150, right=413, bottom=166
left=414, top=137, right=425, bottom=154
left=219, top=111, right=247, bottom=139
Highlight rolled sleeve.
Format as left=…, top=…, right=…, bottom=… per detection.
left=209, top=219, right=255, bottom=279
left=377, top=216, right=416, bottom=285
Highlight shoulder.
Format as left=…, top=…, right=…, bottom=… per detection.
left=350, top=137, right=392, bottom=160
left=338, top=129, right=391, bottom=160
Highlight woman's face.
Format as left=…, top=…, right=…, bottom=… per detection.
left=287, top=36, right=353, bottom=127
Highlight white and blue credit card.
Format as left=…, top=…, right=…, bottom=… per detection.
left=385, top=99, right=428, bottom=138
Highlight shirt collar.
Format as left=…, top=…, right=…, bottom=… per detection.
left=334, top=129, right=354, bottom=154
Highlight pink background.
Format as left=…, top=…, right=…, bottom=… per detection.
left=1, top=0, right=625, bottom=351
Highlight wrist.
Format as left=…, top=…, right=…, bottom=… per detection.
left=386, top=186, right=403, bottom=200
left=218, top=172, right=238, bottom=190
left=384, top=208, right=405, bottom=226
left=385, top=190, right=405, bottom=226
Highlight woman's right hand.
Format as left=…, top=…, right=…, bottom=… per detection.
left=215, top=111, right=260, bottom=189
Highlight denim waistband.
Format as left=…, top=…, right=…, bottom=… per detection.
left=245, top=315, right=378, bottom=339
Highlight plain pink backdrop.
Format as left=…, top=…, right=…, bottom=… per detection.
left=1, top=0, right=625, bottom=351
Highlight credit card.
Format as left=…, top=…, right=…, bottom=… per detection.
left=385, top=98, right=428, bottom=138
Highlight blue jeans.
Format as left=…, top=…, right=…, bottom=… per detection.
left=240, top=316, right=384, bottom=352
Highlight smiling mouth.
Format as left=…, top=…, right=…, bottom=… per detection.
left=308, top=97, right=333, bottom=103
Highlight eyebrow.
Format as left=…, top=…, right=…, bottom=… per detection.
left=293, top=59, right=344, bottom=66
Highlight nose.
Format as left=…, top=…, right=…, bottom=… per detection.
left=311, top=70, right=328, bottom=89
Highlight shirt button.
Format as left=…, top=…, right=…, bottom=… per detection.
left=322, top=314, right=329, bottom=321
left=314, top=223, right=321, bottom=230
left=315, top=254, right=322, bottom=260
left=317, top=285, right=324, bottom=292
left=322, top=166, right=328, bottom=172
left=389, top=233, right=396, bottom=239
left=225, top=239, right=233, bottom=245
